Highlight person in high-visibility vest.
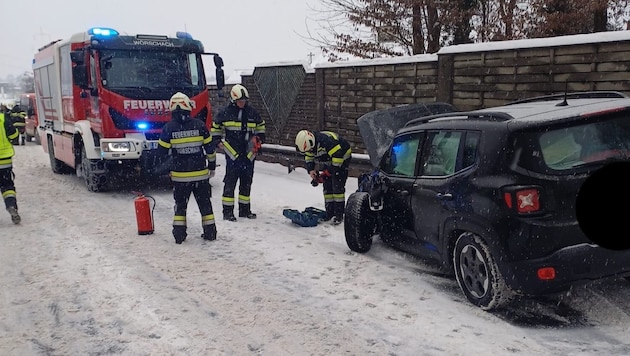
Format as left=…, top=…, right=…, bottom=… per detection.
left=0, top=109, right=21, bottom=224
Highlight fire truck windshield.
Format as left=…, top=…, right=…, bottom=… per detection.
left=99, top=50, right=205, bottom=93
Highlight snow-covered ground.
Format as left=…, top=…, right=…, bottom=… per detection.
left=2, top=144, right=630, bottom=356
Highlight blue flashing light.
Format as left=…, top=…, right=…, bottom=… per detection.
left=136, top=122, right=149, bottom=130
left=176, top=31, right=193, bottom=39
left=88, top=27, right=120, bottom=37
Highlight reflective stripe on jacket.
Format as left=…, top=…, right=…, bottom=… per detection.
left=304, top=131, right=352, bottom=172
left=157, top=115, right=216, bottom=183
left=211, top=103, right=265, bottom=161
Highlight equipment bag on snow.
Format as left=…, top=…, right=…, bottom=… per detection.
left=282, top=207, right=327, bottom=227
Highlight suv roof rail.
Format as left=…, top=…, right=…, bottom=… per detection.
left=404, top=111, right=515, bottom=127
left=506, top=91, right=628, bottom=106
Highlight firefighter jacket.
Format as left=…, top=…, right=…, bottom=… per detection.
left=211, top=103, right=266, bottom=161
left=0, top=113, right=18, bottom=167
left=304, top=131, right=352, bottom=172
left=157, top=113, right=216, bottom=183
left=10, top=109, right=26, bottom=129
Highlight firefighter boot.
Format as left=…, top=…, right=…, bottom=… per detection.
left=331, top=201, right=345, bottom=225
left=322, top=201, right=334, bottom=222
left=7, top=206, right=20, bottom=224
left=202, top=224, right=217, bottom=241
left=238, top=203, right=257, bottom=219
left=172, top=226, right=187, bottom=244
left=223, top=206, right=237, bottom=222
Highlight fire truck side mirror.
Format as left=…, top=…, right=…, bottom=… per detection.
left=213, top=55, right=224, bottom=68
left=215, top=68, right=225, bottom=90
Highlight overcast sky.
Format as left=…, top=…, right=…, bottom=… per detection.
left=0, top=0, right=322, bottom=80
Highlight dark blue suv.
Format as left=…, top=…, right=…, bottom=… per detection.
left=345, top=92, right=630, bottom=310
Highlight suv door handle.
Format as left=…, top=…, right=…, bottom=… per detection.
left=397, top=189, right=409, bottom=196
left=437, top=192, right=453, bottom=200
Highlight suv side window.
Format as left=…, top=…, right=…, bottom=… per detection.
left=421, top=130, right=476, bottom=176
left=382, top=132, right=422, bottom=177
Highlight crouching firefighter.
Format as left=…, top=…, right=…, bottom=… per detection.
left=295, top=130, right=352, bottom=225
left=157, top=92, right=217, bottom=244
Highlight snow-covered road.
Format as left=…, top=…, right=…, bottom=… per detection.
left=2, top=144, right=630, bottom=356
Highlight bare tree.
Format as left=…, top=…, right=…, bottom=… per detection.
left=304, top=0, right=446, bottom=60
left=304, top=0, right=630, bottom=61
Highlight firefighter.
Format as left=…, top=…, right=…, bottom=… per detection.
left=10, top=103, right=27, bottom=145
left=0, top=107, right=21, bottom=224
left=157, top=92, right=217, bottom=244
left=295, top=130, right=352, bottom=225
left=211, top=84, right=266, bottom=221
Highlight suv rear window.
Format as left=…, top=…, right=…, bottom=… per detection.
left=518, top=113, right=630, bottom=173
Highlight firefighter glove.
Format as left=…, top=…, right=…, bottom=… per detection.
left=209, top=170, right=216, bottom=178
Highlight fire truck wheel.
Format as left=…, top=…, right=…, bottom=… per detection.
left=81, top=145, right=107, bottom=192
left=48, top=137, right=70, bottom=174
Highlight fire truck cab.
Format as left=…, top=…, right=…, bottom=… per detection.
left=33, top=27, right=225, bottom=191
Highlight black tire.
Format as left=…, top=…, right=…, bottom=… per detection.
left=81, top=145, right=107, bottom=192
left=453, top=232, right=514, bottom=310
left=344, top=192, right=377, bottom=253
left=48, top=136, right=68, bottom=174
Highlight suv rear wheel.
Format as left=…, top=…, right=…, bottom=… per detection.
left=453, top=232, right=514, bottom=310
left=344, top=192, right=376, bottom=253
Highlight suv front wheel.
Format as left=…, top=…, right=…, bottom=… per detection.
left=453, top=232, right=514, bottom=310
left=344, top=192, right=377, bottom=253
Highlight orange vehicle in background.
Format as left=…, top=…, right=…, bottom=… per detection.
left=19, top=93, right=40, bottom=145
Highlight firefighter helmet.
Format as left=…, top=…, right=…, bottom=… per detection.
left=230, top=84, right=249, bottom=102
left=169, top=92, right=193, bottom=112
left=295, top=130, right=315, bottom=153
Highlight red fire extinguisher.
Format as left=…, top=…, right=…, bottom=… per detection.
left=133, top=192, right=155, bottom=235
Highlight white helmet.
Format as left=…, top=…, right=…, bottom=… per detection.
left=295, top=130, right=315, bottom=153
left=169, top=92, right=193, bottom=112
left=230, top=84, right=249, bottom=102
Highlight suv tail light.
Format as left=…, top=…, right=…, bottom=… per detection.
left=502, top=186, right=542, bottom=214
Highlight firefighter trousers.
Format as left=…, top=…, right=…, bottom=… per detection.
left=0, top=167, right=17, bottom=210
left=172, top=179, right=215, bottom=240
left=322, top=164, right=349, bottom=220
left=222, top=157, right=255, bottom=216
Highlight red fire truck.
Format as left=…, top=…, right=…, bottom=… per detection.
left=33, top=27, right=225, bottom=191
left=18, top=93, right=39, bottom=144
